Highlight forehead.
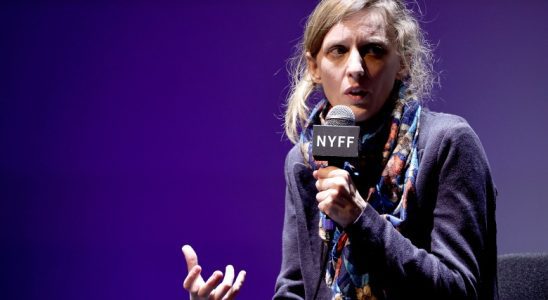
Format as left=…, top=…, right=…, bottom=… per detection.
left=323, top=9, right=389, bottom=45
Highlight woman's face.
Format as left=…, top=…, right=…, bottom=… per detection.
left=307, top=8, right=403, bottom=122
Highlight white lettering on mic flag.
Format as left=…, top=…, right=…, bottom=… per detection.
left=315, top=135, right=355, bottom=148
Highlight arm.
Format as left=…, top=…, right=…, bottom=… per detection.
left=345, top=122, right=496, bottom=299
left=273, top=154, right=306, bottom=299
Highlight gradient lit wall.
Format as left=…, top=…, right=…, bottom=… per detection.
left=1, top=1, right=547, bottom=299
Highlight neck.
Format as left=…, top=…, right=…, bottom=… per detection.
left=357, top=97, right=395, bottom=136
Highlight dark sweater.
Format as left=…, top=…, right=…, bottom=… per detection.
left=274, top=110, right=498, bottom=299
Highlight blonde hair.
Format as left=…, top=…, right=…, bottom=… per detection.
left=284, top=0, right=434, bottom=143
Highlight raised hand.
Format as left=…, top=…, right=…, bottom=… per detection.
left=182, top=245, right=246, bottom=300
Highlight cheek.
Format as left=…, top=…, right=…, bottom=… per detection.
left=319, top=62, right=344, bottom=94
left=320, top=65, right=342, bottom=85
left=366, top=57, right=399, bottom=79
left=364, top=58, right=384, bottom=76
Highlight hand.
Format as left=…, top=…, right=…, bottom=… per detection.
left=182, top=245, right=246, bottom=300
left=313, top=166, right=367, bottom=228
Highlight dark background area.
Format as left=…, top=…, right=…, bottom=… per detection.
left=1, top=1, right=547, bottom=299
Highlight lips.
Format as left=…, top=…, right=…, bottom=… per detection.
left=344, top=86, right=368, bottom=101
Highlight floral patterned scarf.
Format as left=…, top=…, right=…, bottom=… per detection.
left=299, top=86, right=422, bottom=299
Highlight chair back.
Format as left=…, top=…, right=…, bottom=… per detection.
left=498, top=252, right=548, bottom=300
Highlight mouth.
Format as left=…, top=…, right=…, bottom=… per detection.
left=344, top=86, right=368, bottom=101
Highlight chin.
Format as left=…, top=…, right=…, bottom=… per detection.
left=350, top=106, right=370, bottom=122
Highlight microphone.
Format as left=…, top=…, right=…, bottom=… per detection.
left=311, top=105, right=361, bottom=299
left=312, top=105, right=360, bottom=241
left=312, top=105, right=359, bottom=168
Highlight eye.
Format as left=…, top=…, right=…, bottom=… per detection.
left=361, top=44, right=387, bottom=57
left=327, top=45, right=348, bottom=57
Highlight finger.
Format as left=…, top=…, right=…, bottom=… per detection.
left=316, top=176, right=349, bottom=192
left=318, top=198, right=328, bottom=213
left=197, top=270, right=223, bottom=298
left=213, top=265, right=235, bottom=300
left=182, top=245, right=198, bottom=272
left=316, top=190, right=329, bottom=202
left=318, top=195, right=337, bottom=216
left=316, top=189, right=338, bottom=203
left=315, top=178, right=322, bottom=191
left=223, top=270, right=246, bottom=300
left=315, top=166, right=345, bottom=179
left=318, top=193, right=345, bottom=211
left=183, top=265, right=202, bottom=292
left=222, top=265, right=235, bottom=286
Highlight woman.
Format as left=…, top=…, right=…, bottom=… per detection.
left=183, top=0, right=498, bottom=299
left=274, top=0, right=498, bottom=299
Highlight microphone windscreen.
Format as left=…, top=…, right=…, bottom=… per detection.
left=325, top=105, right=355, bottom=126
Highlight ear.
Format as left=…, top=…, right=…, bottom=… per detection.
left=306, top=52, right=321, bottom=84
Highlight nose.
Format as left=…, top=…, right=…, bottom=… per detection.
left=346, top=48, right=365, bottom=80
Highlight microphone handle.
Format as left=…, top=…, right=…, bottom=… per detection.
left=322, top=159, right=346, bottom=242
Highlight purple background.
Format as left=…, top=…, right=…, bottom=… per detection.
left=1, top=1, right=547, bottom=299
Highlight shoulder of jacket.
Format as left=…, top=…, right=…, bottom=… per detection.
left=419, top=109, right=479, bottom=150
left=284, top=143, right=307, bottom=175
left=285, top=143, right=303, bottom=165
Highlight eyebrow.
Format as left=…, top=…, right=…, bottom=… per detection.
left=362, top=36, right=389, bottom=45
left=323, top=38, right=350, bottom=49
left=323, top=35, right=389, bottom=49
